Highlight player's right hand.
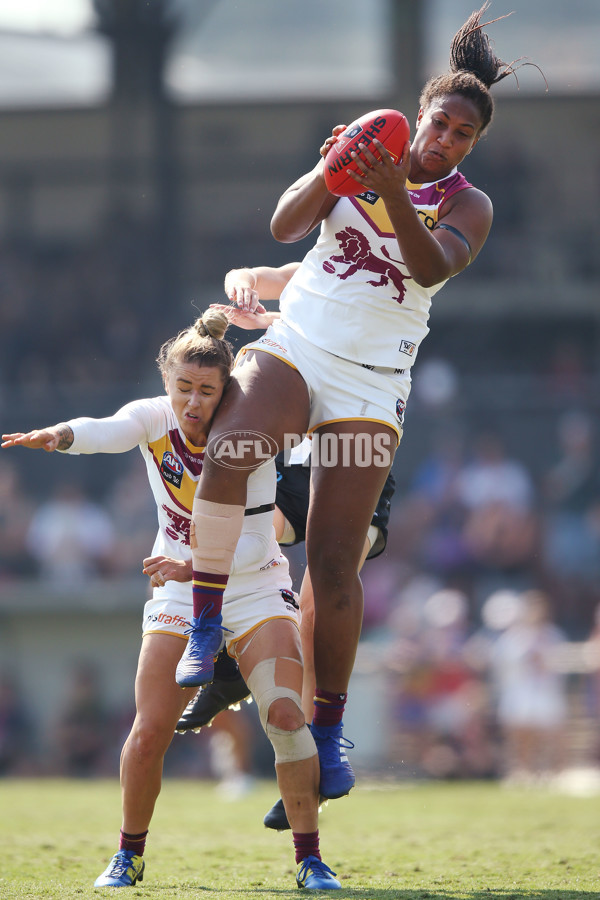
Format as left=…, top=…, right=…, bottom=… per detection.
left=143, top=555, right=192, bottom=586
left=1, top=428, right=60, bottom=451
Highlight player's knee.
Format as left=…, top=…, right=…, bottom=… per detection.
left=127, top=719, right=172, bottom=761
left=309, top=562, right=360, bottom=608
left=267, top=696, right=305, bottom=733
left=308, top=544, right=361, bottom=591
left=266, top=721, right=316, bottom=764
left=246, top=658, right=315, bottom=763
left=246, top=657, right=304, bottom=731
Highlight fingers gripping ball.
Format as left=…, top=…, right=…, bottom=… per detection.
left=323, top=108, right=410, bottom=197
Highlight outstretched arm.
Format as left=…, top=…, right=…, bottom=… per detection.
left=3, top=402, right=150, bottom=456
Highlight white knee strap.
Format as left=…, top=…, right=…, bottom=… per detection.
left=246, top=657, right=316, bottom=764
left=266, top=723, right=316, bottom=764
left=191, top=499, right=245, bottom=574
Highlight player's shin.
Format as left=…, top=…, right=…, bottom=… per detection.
left=190, top=498, right=244, bottom=619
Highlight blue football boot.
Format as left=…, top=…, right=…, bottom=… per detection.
left=296, top=856, right=341, bottom=890
left=94, top=850, right=145, bottom=887
left=175, top=609, right=228, bottom=688
left=311, top=721, right=355, bottom=799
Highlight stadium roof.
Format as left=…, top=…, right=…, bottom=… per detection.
left=0, top=0, right=597, bottom=109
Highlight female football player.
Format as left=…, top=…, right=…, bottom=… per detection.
left=2, top=310, right=341, bottom=890
left=178, top=4, right=536, bottom=803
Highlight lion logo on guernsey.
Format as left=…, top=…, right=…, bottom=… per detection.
left=323, top=226, right=408, bottom=303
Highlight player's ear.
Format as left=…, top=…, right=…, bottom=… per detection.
left=467, top=134, right=481, bottom=154
left=416, top=107, right=424, bottom=129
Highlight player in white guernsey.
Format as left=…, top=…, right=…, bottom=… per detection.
left=1, top=311, right=342, bottom=891
left=174, top=5, right=531, bottom=804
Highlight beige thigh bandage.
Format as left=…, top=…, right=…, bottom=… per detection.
left=191, top=499, right=245, bottom=575
left=246, top=657, right=316, bottom=764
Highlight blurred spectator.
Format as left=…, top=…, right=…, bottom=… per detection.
left=456, top=429, right=534, bottom=512
left=0, top=459, right=36, bottom=578
left=545, top=339, right=588, bottom=401
left=412, top=357, right=459, bottom=410
left=26, top=480, right=116, bottom=585
left=386, top=587, right=496, bottom=779
left=0, top=672, right=36, bottom=775
left=52, top=662, right=113, bottom=777
left=455, top=430, right=539, bottom=596
left=208, top=708, right=257, bottom=800
left=104, top=455, right=158, bottom=575
left=582, top=602, right=600, bottom=766
left=463, top=588, right=523, bottom=674
left=489, top=589, right=569, bottom=783
left=542, top=410, right=600, bottom=580
left=406, top=428, right=471, bottom=580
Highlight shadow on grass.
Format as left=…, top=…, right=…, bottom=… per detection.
left=162, top=889, right=600, bottom=900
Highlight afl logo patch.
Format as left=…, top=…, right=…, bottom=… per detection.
left=343, top=123, right=363, bottom=140
left=161, top=451, right=184, bottom=488
left=358, top=190, right=379, bottom=205
left=280, top=588, right=299, bottom=610
left=396, top=399, right=406, bottom=426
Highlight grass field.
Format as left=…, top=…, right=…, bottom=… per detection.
left=1, top=777, right=599, bottom=899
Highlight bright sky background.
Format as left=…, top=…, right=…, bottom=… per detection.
left=0, top=0, right=93, bottom=35
left=0, top=0, right=597, bottom=107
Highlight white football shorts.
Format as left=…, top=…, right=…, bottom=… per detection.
left=238, top=318, right=409, bottom=442
left=142, top=571, right=300, bottom=649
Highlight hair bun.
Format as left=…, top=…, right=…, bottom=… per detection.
left=196, top=309, right=229, bottom=341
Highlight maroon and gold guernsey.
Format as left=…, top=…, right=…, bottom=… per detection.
left=280, top=168, right=472, bottom=370
left=62, top=395, right=289, bottom=607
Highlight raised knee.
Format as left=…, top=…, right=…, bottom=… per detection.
left=245, top=658, right=315, bottom=765
left=267, top=697, right=305, bottom=733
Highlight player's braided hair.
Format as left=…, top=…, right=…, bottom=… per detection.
left=157, top=309, right=234, bottom=381
left=420, top=3, right=541, bottom=134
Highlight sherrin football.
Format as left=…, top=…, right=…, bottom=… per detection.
left=323, top=108, right=410, bottom=197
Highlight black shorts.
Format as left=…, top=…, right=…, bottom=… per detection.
left=367, top=468, right=395, bottom=559
left=275, top=454, right=310, bottom=545
left=275, top=452, right=395, bottom=559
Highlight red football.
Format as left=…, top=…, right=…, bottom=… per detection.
left=323, top=108, right=410, bottom=197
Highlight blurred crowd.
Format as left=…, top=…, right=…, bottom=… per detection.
left=2, top=407, right=600, bottom=785
left=2, top=220, right=600, bottom=786
left=0, top=223, right=174, bottom=395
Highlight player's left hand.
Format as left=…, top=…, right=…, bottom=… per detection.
left=143, top=555, right=192, bottom=587
left=319, top=124, right=346, bottom=159
left=210, top=302, right=272, bottom=330
left=347, top=138, right=411, bottom=197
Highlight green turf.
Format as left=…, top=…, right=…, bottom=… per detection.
left=0, top=778, right=598, bottom=898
